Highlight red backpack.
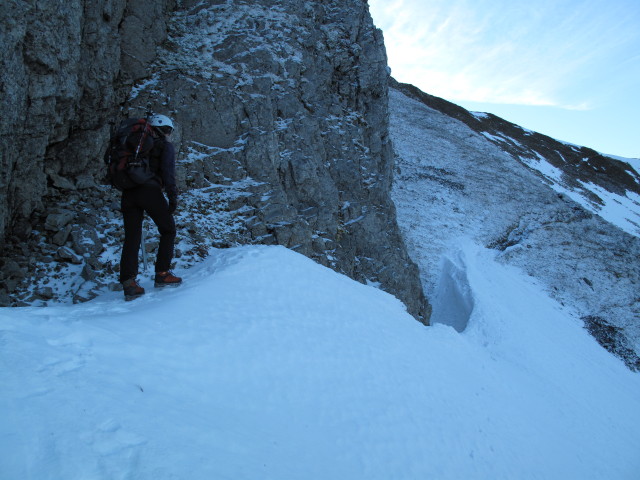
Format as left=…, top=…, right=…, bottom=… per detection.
left=104, top=118, right=156, bottom=190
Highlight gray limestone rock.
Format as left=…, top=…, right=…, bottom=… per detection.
left=56, top=246, right=83, bottom=264
left=71, top=226, right=104, bottom=257
left=35, top=286, right=55, bottom=300
left=45, top=211, right=75, bottom=232
left=126, top=0, right=430, bottom=321
left=52, top=225, right=73, bottom=246
left=0, top=0, right=175, bottom=243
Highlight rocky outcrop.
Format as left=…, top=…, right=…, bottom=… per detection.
left=0, top=0, right=430, bottom=323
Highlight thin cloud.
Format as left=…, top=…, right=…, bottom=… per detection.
left=370, top=0, right=640, bottom=109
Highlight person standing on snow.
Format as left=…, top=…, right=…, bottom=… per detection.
left=119, top=114, right=182, bottom=301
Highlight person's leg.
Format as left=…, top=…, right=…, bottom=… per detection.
left=119, top=190, right=144, bottom=283
left=140, top=186, right=176, bottom=273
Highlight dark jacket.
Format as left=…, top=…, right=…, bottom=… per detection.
left=148, top=136, right=177, bottom=196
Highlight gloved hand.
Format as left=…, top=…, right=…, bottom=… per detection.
left=168, top=193, right=178, bottom=214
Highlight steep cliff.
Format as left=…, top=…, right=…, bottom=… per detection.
left=0, top=0, right=430, bottom=322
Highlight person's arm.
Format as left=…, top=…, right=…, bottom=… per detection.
left=161, top=141, right=178, bottom=213
left=161, top=141, right=177, bottom=195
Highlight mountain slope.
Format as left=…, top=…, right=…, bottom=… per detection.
left=2, top=245, right=640, bottom=479
left=389, top=81, right=640, bottom=369
left=392, top=80, right=640, bottom=235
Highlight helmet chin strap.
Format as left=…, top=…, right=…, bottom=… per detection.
left=151, top=125, right=171, bottom=138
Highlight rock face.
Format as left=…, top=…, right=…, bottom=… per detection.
left=128, top=0, right=429, bottom=321
left=0, top=0, right=176, bottom=241
left=0, top=0, right=430, bottom=322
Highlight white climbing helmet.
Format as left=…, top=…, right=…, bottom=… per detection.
left=148, top=114, right=174, bottom=131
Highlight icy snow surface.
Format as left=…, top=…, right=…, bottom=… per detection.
left=2, top=245, right=640, bottom=479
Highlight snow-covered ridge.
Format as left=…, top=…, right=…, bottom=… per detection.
left=2, top=245, right=639, bottom=478
left=391, top=80, right=640, bottom=238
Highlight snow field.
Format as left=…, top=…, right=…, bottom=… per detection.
left=2, top=245, right=640, bottom=479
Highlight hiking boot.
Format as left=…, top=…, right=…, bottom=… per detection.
left=122, top=278, right=145, bottom=301
left=154, top=271, right=182, bottom=288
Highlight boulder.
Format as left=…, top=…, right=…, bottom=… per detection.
left=45, top=211, right=75, bottom=232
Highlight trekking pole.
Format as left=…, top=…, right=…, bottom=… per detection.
left=140, top=218, right=149, bottom=272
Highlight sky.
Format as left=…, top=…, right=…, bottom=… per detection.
left=368, top=0, right=640, bottom=159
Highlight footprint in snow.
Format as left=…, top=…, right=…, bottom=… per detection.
left=81, top=419, right=148, bottom=477
left=37, top=333, right=94, bottom=377
left=37, top=355, right=87, bottom=376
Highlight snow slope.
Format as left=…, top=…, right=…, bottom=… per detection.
left=2, top=245, right=640, bottom=479
left=390, top=87, right=640, bottom=361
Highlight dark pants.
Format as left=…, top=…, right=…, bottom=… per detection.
left=119, top=185, right=176, bottom=283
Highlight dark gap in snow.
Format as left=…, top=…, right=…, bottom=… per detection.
left=430, top=256, right=474, bottom=332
